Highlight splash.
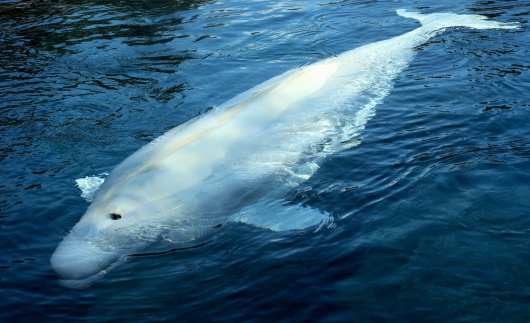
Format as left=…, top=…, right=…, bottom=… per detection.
left=75, top=173, right=107, bottom=202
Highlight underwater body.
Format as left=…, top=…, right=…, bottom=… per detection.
left=50, top=10, right=518, bottom=288
left=1, top=1, right=528, bottom=321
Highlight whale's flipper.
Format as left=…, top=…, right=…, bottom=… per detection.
left=232, top=199, right=333, bottom=232
left=396, top=9, right=519, bottom=30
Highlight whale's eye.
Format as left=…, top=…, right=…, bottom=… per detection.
left=109, top=213, right=122, bottom=220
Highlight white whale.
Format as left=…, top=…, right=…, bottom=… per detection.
left=51, top=10, right=518, bottom=288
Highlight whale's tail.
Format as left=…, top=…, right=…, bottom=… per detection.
left=396, top=9, right=519, bottom=31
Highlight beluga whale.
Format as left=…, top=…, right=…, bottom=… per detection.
left=51, top=10, right=518, bottom=288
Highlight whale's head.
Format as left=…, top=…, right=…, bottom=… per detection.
left=50, top=184, right=218, bottom=289
left=50, top=231, right=124, bottom=289
left=50, top=194, right=176, bottom=288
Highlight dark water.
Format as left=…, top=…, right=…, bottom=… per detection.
left=1, top=0, right=529, bottom=321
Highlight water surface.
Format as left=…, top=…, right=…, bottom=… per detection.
left=1, top=0, right=529, bottom=321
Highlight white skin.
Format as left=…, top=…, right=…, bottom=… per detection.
left=50, top=10, right=518, bottom=288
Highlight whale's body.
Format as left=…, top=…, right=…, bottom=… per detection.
left=51, top=10, right=517, bottom=288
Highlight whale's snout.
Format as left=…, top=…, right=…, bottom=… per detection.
left=51, top=235, right=123, bottom=289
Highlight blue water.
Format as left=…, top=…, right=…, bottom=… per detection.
left=1, top=0, right=529, bottom=321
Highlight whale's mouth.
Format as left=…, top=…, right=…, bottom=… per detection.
left=56, top=259, right=124, bottom=289
left=50, top=235, right=124, bottom=289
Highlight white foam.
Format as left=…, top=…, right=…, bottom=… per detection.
left=75, top=173, right=107, bottom=202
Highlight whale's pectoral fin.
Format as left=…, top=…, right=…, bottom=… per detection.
left=232, top=199, right=334, bottom=232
